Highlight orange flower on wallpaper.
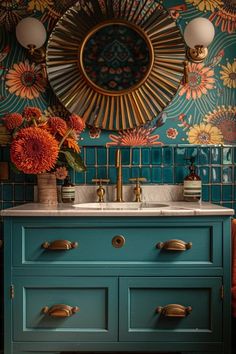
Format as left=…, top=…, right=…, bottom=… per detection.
left=179, top=63, right=215, bottom=100
left=107, top=126, right=163, bottom=146
left=186, top=0, right=223, bottom=11
left=209, top=0, right=236, bottom=33
left=5, top=60, right=46, bottom=99
left=187, top=123, right=223, bottom=145
left=28, top=0, right=53, bottom=12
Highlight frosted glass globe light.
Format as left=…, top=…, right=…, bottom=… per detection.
left=184, top=18, right=215, bottom=49
left=16, top=17, right=47, bottom=53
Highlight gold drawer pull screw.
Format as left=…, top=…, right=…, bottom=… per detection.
left=156, top=304, right=192, bottom=318
left=156, top=239, right=192, bottom=251
left=42, top=240, right=78, bottom=250
left=112, top=235, right=125, bottom=248
left=42, top=304, right=79, bottom=317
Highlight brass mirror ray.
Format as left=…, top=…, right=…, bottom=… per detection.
left=46, top=0, right=186, bottom=131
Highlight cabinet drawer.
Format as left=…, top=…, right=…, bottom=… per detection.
left=13, top=276, right=118, bottom=342
left=12, top=219, right=222, bottom=267
left=119, top=277, right=222, bottom=342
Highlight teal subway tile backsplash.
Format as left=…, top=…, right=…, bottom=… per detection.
left=0, top=145, right=235, bottom=212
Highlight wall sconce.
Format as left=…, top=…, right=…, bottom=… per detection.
left=16, top=17, right=47, bottom=78
left=184, top=17, right=215, bottom=63
left=16, top=17, right=47, bottom=55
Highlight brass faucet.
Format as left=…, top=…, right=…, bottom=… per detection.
left=115, top=149, right=123, bottom=202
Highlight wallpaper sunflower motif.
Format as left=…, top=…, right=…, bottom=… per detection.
left=0, top=0, right=235, bottom=146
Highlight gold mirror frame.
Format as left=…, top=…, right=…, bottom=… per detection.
left=46, top=0, right=186, bottom=130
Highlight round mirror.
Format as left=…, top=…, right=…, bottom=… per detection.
left=46, top=0, right=186, bottom=130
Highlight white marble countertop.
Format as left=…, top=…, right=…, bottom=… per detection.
left=1, top=201, right=234, bottom=217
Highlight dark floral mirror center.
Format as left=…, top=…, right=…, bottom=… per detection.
left=80, top=21, right=153, bottom=95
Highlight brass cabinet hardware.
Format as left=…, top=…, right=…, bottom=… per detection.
left=156, top=239, right=192, bottom=251
left=42, top=240, right=78, bottom=250
left=112, top=235, right=125, bottom=248
left=42, top=304, right=79, bottom=317
left=156, top=304, right=192, bottom=318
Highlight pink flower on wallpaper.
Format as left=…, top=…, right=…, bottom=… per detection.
left=166, top=128, right=178, bottom=139
left=5, top=60, right=46, bottom=99
left=209, top=0, right=236, bottom=33
left=106, top=126, right=163, bottom=146
left=179, top=62, right=215, bottom=100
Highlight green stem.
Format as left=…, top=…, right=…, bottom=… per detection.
left=59, top=128, right=73, bottom=149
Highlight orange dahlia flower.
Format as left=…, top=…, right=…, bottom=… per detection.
left=48, top=117, right=67, bottom=135
left=69, top=113, right=85, bottom=133
left=22, top=106, right=42, bottom=122
left=10, top=127, right=59, bottom=174
left=3, top=113, right=23, bottom=131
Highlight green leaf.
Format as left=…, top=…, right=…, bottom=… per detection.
left=60, top=150, right=86, bottom=172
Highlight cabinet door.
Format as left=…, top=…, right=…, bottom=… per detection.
left=13, top=277, right=118, bottom=342
left=119, top=277, right=222, bottom=343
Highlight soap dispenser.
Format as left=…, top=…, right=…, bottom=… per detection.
left=183, top=157, right=201, bottom=202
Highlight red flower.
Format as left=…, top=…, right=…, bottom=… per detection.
left=22, top=107, right=42, bottom=122
left=166, top=128, right=178, bottom=139
left=69, top=114, right=85, bottom=133
left=10, top=127, right=59, bottom=174
left=3, top=113, right=23, bottom=131
left=48, top=116, right=67, bottom=135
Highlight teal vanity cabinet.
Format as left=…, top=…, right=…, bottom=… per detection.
left=2, top=211, right=232, bottom=354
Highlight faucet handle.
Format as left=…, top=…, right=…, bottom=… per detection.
left=92, top=179, right=110, bottom=202
left=129, top=177, right=147, bottom=202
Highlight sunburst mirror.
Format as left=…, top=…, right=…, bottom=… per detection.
left=46, top=0, right=186, bottom=130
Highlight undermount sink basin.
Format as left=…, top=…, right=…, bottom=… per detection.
left=73, top=202, right=169, bottom=210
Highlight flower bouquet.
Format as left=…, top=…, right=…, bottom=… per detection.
left=2, top=107, right=86, bottom=204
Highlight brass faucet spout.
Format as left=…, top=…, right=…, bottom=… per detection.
left=115, top=149, right=123, bottom=202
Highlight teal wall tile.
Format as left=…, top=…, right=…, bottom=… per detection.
left=108, top=167, right=116, bottom=184
left=86, top=167, right=96, bottom=184
left=198, top=147, right=210, bottom=165
left=163, top=167, right=173, bottom=183
left=199, top=167, right=210, bottom=184
left=86, top=147, right=96, bottom=165
left=151, top=148, right=162, bottom=165
left=14, top=185, right=24, bottom=201
left=152, top=167, right=162, bottom=183
left=141, top=148, right=151, bottom=165
left=211, top=147, right=221, bottom=164
left=122, top=167, right=130, bottom=184
left=3, top=184, right=13, bottom=201
left=202, top=185, right=209, bottom=202
left=120, top=148, right=130, bottom=165
left=109, top=148, right=117, bottom=165
left=75, top=171, right=85, bottom=184
left=223, top=147, right=232, bottom=164
left=211, top=185, right=221, bottom=202
left=222, top=185, right=232, bottom=201
left=131, top=148, right=140, bottom=165
left=12, top=172, right=25, bottom=183
left=97, top=167, right=107, bottom=179
left=97, top=147, right=107, bottom=165
left=3, top=202, right=13, bottom=209
left=212, top=167, right=221, bottom=183
left=175, top=166, right=188, bottom=183
left=174, top=148, right=186, bottom=164
left=131, top=167, right=141, bottom=179
left=163, top=147, right=173, bottom=165
left=141, top=167, right=151, bottom=182
left=25, top=185, right=34, bottom=202
left=222, top=167, right=232, bottom=183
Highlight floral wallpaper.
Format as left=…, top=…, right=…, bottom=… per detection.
left=0, top=0, right=235, bottom=146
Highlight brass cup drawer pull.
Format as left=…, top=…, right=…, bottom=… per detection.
left=156, top=239, right=192, bottom=251
left=42, top=240, right=78, bottom=250
left=42, top=304, right=80, bottom=317
left=112, top=235, right=125, bottom=248
left=156, top=304, right=192, bottom=318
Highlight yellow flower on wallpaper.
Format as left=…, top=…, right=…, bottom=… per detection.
left=187, top=123, right=223, bottom=144
left=28, top=0, right=53, bottom=12
left=186, top=0, right=223, bottom=11
left=220, top=61, right=236, bottom=88
left=5, top=60, right=46, bottom=99
left=179, top=63, right=215, bottom=100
